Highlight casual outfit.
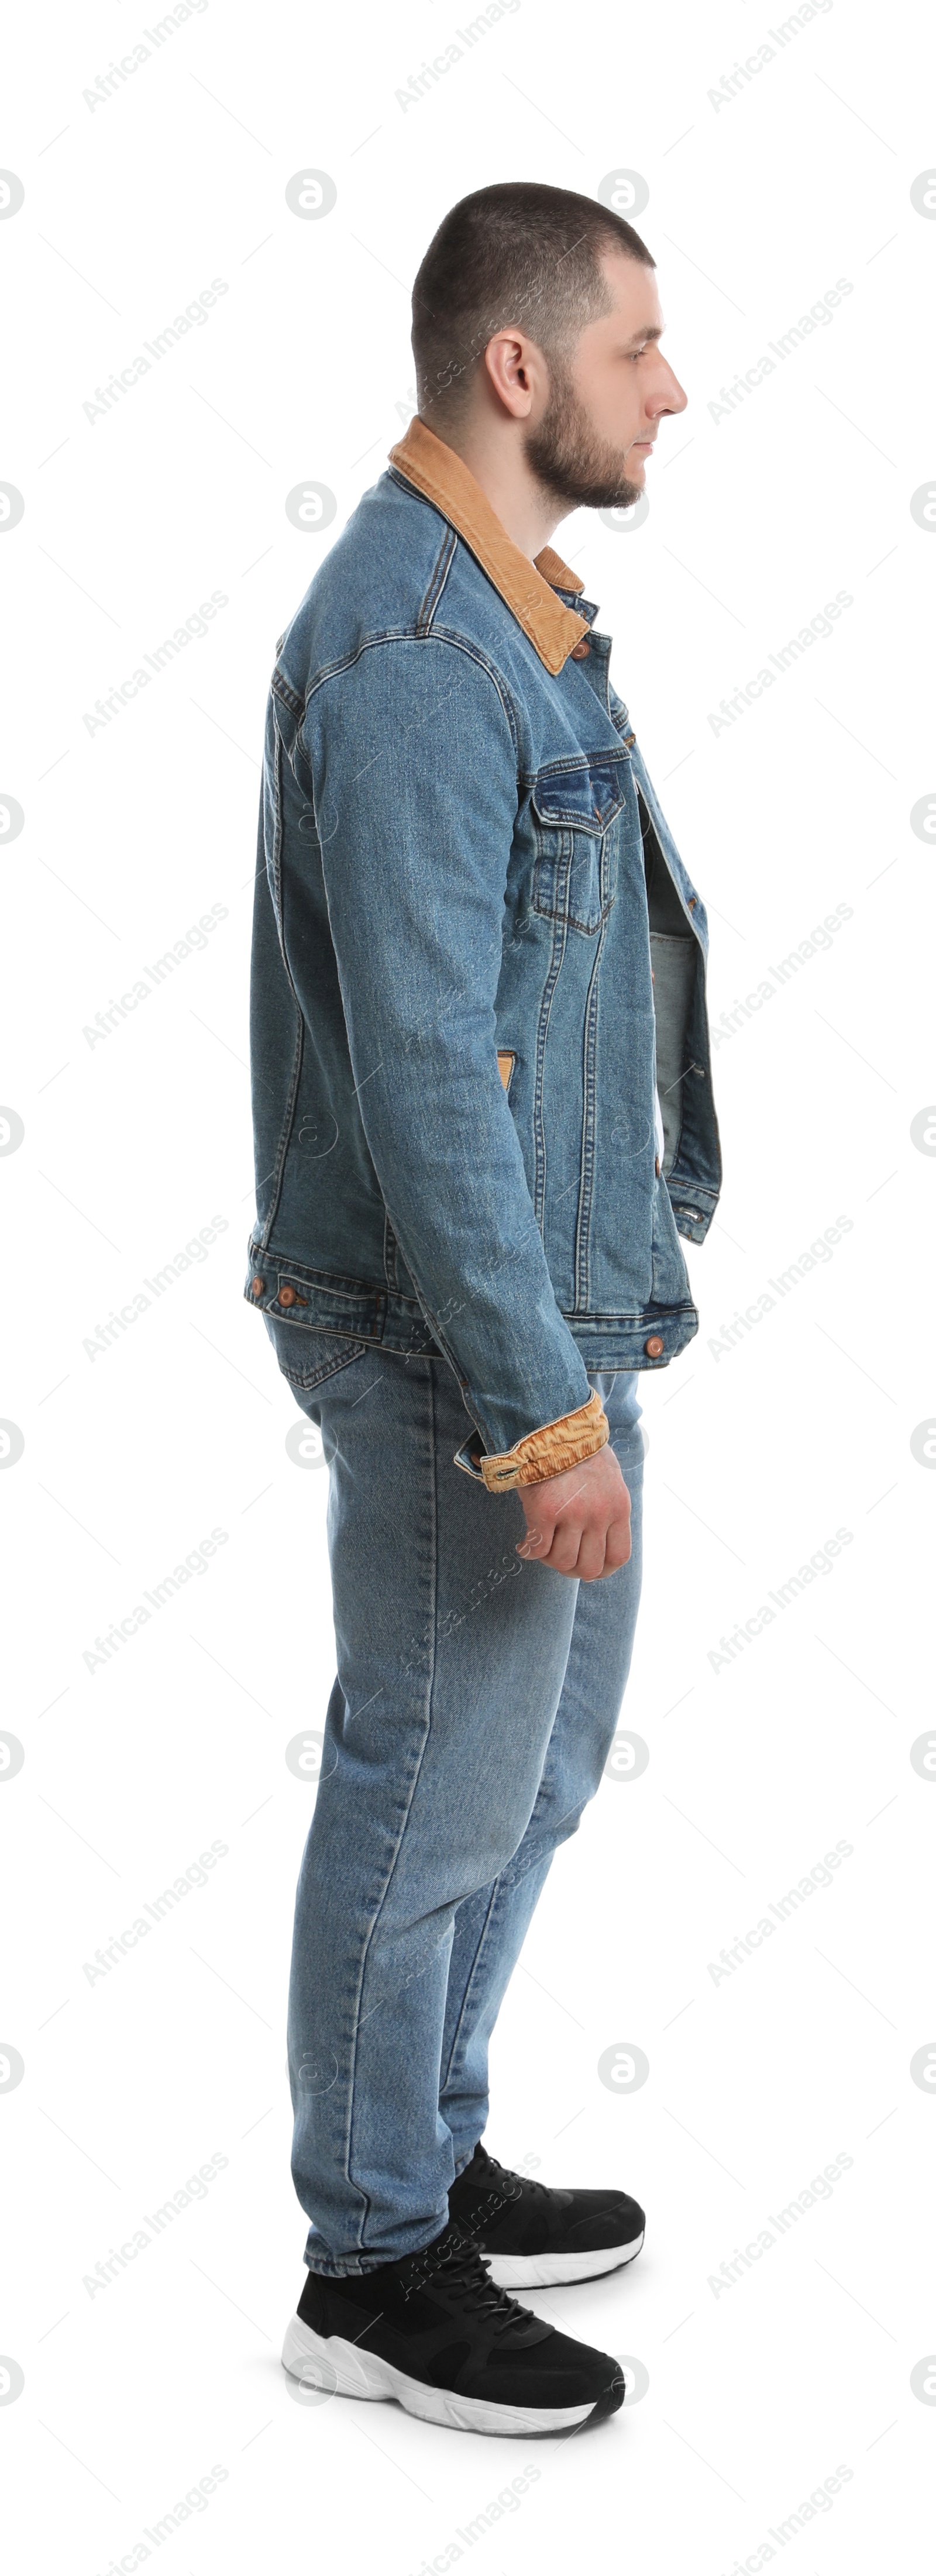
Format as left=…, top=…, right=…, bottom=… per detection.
left=246, top=412, right=721, bottom=2427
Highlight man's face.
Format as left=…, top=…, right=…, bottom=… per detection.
left=523, top=249, right=687, bottom=512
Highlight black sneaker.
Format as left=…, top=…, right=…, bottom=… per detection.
left=448, top=2143, right=645, bottom=2288
left=281, top=2220, right=625, bottom=2436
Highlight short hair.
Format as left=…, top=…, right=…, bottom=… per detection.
left=411, top=180, right=655, bottom=428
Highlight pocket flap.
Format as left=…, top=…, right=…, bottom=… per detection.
left=531, top=749, right=631, bottom=834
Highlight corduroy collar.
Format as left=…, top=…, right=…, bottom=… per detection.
left=387, top=414, right=590, bottom=677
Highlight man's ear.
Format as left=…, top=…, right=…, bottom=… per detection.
left=484, top=329, right=536, bottom=419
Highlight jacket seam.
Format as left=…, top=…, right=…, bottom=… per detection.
left=259, top=1011, right=304, bottom=1255
left=417, top=524, right=457, bottom=633
left=271, top=665, right=304, bottom=719
left=532, top=908, right=569, bottom=1231
left=301, top=630, right=521, bottom=770
left=381, top=1207, right=400, bottom=1293
left=246, top=1244, right=394, bottom=1297
left=259, top=724, right=306, bottom=1250
left=573, top=916, right=608, bottom=1310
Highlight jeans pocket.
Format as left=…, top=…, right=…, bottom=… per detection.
left=530, top=753, right=630, bottom=935
left=264, top=1314, right=370, bottom=1393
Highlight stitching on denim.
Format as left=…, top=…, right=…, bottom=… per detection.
left=406, top=625, right=522, bottom=767
left=574, top=915, right=608, bottom=1311
left=269, top=717, right=311, bottom=1005
left=417, top=524, right=457, bottom=634
left=247, top=1245, right=397, bottom=1300
left=497, top=1804, right=586, bottom=1895
left=531, top=821, right=618, bottom=937
left=342, top=1364, right=441, bottom=2250
left=384, top=457, right=587, bottom=671
left=439, top=1876, right=501, bottom=2097
left=259, top=727, right=306, bottom=1251
left=271, top=665, right=304, bottom=718
left=381, top=1207, right=400, bottom=1293
left=275, top=1339, right=370, bottom=1392
left=664, top=1180, right=718, bottom=1208
left=532, top=908, right=568, bottom=1232
left=302, top=630, right=521, bottom=772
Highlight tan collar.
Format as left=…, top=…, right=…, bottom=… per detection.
left=387, top=414, right=590, bottom=676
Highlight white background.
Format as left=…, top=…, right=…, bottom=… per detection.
left=2, top=0, right=934, bottom=2568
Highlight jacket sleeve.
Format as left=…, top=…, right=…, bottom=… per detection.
left=298, top=633, right=603, bottom=1475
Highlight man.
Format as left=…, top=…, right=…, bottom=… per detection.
left=246, top=181, right=721, bottom=2436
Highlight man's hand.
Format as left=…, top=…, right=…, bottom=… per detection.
left=515, top=1441, right=632, bottom=1581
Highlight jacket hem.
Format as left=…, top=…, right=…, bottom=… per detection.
left=244, top=1239, right=698, bottom=1372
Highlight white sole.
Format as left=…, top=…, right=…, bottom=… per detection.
left=485, top=2230, right=644, bottom=2289
left=281, top=2315, right=600, bottom=2436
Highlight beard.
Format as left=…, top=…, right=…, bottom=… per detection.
left=522, top=359, right=645, bottom=511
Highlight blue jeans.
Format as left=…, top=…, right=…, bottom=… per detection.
left=282, top=1346, right=643, bottom=2275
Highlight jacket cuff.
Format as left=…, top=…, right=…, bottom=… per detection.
left=478, top=1391, right=609, bottom=1491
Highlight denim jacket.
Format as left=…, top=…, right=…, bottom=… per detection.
left=245, top=416, right=721, bottom=1480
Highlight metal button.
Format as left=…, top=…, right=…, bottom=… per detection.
left=644, top=1334, right=665, bottom=1358
left=687, top=895, right=697, bottom=908
left=623, top=732, right=636, bottom=747
left=570, top=638, right=591, bottom=660
left=277, top=1284, right=297, bottom=1307
left=250, top=1275, right=265, bottom=1297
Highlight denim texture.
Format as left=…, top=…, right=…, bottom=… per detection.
left=274, top=1334, right=644, bottom=2274
left=245, top=443, right=721, bottom=1465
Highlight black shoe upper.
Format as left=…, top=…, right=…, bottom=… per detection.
left=448, top=2143, right=645, bottom=2259
left=297, top=2220, right=623, bottom=2412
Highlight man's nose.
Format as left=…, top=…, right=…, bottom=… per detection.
left=649, top=363, right=688, bottom=419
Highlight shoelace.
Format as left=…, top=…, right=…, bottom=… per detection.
left=471, top=2151, right=550, bottom=2207
left=402, top=2227, right=537, bottom=2335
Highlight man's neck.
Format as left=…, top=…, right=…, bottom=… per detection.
left=422, top=417, right=569, bottom=567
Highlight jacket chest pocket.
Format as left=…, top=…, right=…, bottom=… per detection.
left=530, top=751, right=631, bottom=936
